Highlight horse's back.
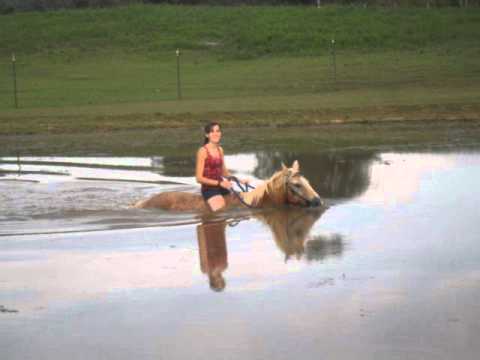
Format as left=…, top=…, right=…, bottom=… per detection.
left=133, top=191, right=208, bottom=211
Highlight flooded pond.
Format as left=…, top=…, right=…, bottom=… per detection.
left=1, top=147, right=480, bottom=359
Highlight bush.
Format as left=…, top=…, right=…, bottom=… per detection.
left=0, top=6, right=14, bottom=14
left=0, top=0, right=144, bottom=11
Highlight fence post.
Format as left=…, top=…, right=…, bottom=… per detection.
left=12, top=53, right=18, bottom=108
left=176, top=48, right=182, bottom=100
left=330, top=39, right=337, bottom=85
left=17, top=152, right=21, bottom=175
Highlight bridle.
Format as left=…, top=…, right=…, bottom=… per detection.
left=284, top=172, right=316, bottom=206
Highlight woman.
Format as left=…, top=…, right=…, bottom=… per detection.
left=196, top=122, right=246, bottom=212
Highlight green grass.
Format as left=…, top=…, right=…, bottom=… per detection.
left=1, top=49, right=479, bottom=111
left=2, top=119, right=480, bottom=157
left=0, top=5, right=479, bottom=136
left=1, top=5, right=479, bottom=58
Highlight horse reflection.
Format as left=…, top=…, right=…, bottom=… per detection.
left=255, top=207, right=343, bottom=262
left=197, top=220, right=228, bottom=292
left=196, top=206, right=343, bottom=291
left=304, top=234, right=344, bottom=262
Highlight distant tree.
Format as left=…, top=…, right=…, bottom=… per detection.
left=1, top=0, right=478, bottom=11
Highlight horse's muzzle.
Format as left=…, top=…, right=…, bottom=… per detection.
left=309, top=196, right=323, bottom=207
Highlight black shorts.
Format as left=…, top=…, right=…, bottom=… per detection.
left=201, top=187, right=230, bottom=201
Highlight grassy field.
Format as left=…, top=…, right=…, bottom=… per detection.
left=2, top=5, right=478, bottom=58
left=0, top=5, right=479, bottom=136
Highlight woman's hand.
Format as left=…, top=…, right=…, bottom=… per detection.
left=219, top=179, right=232, bottom=190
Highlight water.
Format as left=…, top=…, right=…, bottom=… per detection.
left=1, top=149, right=480, bottom=360
left=0, top=154, right=258, bottom=235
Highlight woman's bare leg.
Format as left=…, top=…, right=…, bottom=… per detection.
left=207, top=195, right=226, bottom=212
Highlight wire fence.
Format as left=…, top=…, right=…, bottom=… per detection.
left=0, top=47, right=478, bottom=111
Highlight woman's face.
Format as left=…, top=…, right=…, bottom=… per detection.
left=207, top=125, right=222, bottom=144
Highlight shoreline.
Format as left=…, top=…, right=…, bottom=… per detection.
left=2, top=103, right=480, bottom=137
left=1, top=112, right=480, bottom=157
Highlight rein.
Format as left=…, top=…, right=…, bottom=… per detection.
left=226, top=176, right=256, bottom=208
left=227, top=176, right=255, bottom=192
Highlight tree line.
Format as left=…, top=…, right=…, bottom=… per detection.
left=0, top=0, right=477, bottom=14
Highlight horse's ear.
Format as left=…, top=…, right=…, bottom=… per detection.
left=281, top=162, right=288, bottom=171
left=292, top=160, right=300, bottom=173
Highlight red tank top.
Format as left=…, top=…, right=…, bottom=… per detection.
left=202, top=145, right=223, bottom=190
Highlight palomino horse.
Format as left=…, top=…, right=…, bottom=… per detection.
left=133, top=160, right=323, bottom=211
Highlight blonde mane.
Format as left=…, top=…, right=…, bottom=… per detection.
left=239, top=169, right=288, bottom=208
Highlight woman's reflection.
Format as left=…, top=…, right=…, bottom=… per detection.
left=196, top=220, right=228, bottom=292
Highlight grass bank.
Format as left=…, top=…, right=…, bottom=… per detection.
left=2, top=119, right=480, bottom=156
left=0, top=5, right=479, bottom=136
left=1, top=48, right=479, bottom=135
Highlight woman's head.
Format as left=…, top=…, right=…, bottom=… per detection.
left=209, top=272, right=226, bottom=292
left=203, top=121, right=221, bottom=145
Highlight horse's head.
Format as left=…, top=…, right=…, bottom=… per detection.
left=254, top=207, right=326, bottom=261
left=280, top=161, right=323, bottom=207
left=244, top=160, right=324, bottom=208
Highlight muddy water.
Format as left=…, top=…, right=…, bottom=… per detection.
left=1, top=149, right=480, bottom=360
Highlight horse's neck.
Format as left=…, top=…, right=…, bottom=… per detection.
left=266, top=177, right=287, bottom=205
left=241, top=173, right=286, bottom=207
left=240, top=183, right=268, bottom=207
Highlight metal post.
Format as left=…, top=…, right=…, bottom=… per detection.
left=12, top=53, right=18, bottom=108
left=331, top=39, right=337, bottom=84
left=176, top=49, right=182, bottom=100
left=17, top=152, right=21, bottom=175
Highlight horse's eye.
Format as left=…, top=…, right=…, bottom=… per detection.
left=294, top=183, right=302, bottom=188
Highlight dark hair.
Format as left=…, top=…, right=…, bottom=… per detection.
left=203, top=121, right=220, bottom=145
